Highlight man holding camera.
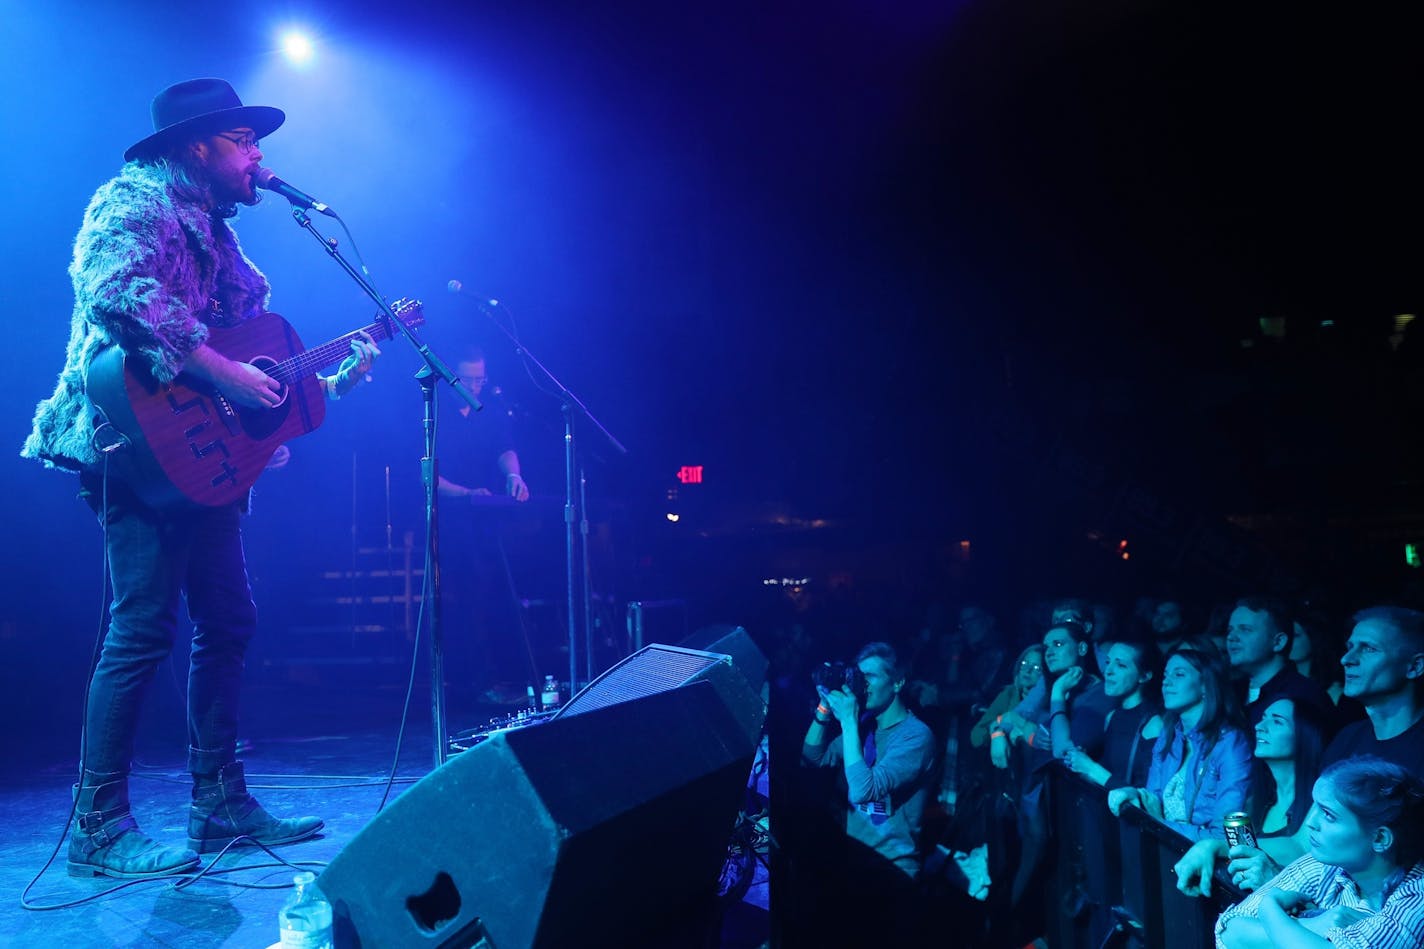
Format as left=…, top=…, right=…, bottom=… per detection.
left=802, top=641, right=937, bottom=877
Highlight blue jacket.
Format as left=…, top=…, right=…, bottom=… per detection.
left=1145, top=721, right=1252, bottom=840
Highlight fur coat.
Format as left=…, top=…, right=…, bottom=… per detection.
left=21, top=162, right=270, bottom=471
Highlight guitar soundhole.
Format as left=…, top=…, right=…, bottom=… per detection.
left=249, top=356, right=289, bottom=408
left=240, top=356, right=290, bottom=440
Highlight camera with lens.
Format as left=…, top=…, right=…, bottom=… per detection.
left=813, top=660, right=867, bottom=704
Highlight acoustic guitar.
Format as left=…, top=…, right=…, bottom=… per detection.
left=86, top=297, right=423, bottom=509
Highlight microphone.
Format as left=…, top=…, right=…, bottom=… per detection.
left=253, top=168, right=335, bottom=217
left=447, top=280, right=499, bottom=306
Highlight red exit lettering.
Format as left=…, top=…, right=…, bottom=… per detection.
left=676, top=465, right=704, bottom=484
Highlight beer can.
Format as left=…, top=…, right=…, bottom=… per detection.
left=1223, top=811, right=1257, bottom=850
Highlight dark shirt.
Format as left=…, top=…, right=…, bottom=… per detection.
left=1101, top=701, right=1158, bottom=791
left=440, top=399, right=516, bottom=493
left=1066, top=679, right=1114, bottom=755
left=1322, top=713, right=1424, bottom=777
left=1242, top=664, right=1336, bottom=734
left=1030, top=676, right=1111, bottom=775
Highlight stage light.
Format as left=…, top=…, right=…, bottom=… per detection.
left=281, top=30, right=315, bottom=65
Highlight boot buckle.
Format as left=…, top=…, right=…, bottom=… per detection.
left=78, top=810, right=135, bottom=849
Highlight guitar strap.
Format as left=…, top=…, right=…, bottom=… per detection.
left=1124, top=709, right=1146, bottom=787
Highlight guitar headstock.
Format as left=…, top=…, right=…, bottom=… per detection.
left=381, top=297, right=425, bottom=335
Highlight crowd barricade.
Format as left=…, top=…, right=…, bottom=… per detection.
left=1047, top=767, right=1246, bottom=948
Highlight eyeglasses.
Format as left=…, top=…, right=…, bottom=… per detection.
left=214, top=131, right=260, bottom=154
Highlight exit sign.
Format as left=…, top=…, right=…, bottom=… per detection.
left=676, top=465, right=704, bottom=484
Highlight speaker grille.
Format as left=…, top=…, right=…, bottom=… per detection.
left=554, top=644, right=729, bottom=719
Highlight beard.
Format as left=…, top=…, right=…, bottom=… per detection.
left=197, top=155, right=257, bottom=208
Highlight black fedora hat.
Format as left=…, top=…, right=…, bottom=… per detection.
left=125, top=78, right=285, bottom=162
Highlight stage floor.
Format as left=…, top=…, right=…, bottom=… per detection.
left=0, top=713, right=770, bottom=948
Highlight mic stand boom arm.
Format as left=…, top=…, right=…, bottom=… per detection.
left=289, top=206, right=479, bottom=769
left=457, top=292, right=627, bottom=695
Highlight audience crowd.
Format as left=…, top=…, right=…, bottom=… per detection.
left=789, top=592, right=1424, bottom=947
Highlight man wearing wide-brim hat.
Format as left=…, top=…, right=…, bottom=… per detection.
left=21, top=77, right=378, bottom=879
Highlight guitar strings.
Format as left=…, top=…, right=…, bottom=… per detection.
left=267, top=303, right=419, bottom=385
left=273, top=326, right=380, bottom=384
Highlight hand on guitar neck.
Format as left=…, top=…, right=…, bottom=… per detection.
left=184, top=343, right=283, bottom=409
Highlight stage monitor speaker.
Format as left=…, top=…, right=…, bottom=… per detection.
left=678, top=624, right=768, bottom=696
left=319, top=647, right=766, bottom=948
left=553, top=642, right=765, bottom=748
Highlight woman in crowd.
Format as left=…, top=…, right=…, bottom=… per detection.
left=944, top=643, right=1043, bottom=809
left=970, top=644, right=1044, bottom=749
left=1246, top=698, right=1331, bottom=863
left=1054, top=638, right=1162, bottom=949
left=990, top=618, right=1100, bottom=765
left=986, top=618, right=1102, bottom=943
left=997, top=600, right=1096, bottom=719
left=1107, top=645, right=1253, bottom=840
left=1061, top=638, right=1164, bottom=791
left=1213, top=755, right=1424, bottom=949
left=1173, top=696, right=1332, bottom=892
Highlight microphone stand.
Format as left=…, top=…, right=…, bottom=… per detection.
left=455, top=292, right=626, bottom=698
left=579, top=468, right=594, bottom=684
left=287, top=206, right=479, bottom=769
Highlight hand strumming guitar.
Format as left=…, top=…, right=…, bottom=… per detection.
left=184, top=344, right=282, bottom=408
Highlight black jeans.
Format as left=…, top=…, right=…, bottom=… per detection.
left=80, top=474, right=257, bottom=780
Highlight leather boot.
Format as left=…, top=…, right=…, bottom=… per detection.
left=67, top=771, right=201, bottom=879
left=187, top=761, right=324, bottom=854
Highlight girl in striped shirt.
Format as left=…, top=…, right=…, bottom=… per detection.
left=1215, top=755, right=1424, bottom=949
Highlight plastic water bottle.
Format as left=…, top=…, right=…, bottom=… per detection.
left=279, top=871, right=333, bottom=948
left=541, top=674, right=561, bottom=710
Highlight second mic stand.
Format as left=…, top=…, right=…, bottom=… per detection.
left=460, top=294, right=627, bottom=696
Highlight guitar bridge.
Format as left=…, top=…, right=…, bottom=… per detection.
left=211, top=393, right=242, bottom=436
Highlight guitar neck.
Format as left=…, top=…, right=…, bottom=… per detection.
left=271, top=319, right=395, bottom=385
